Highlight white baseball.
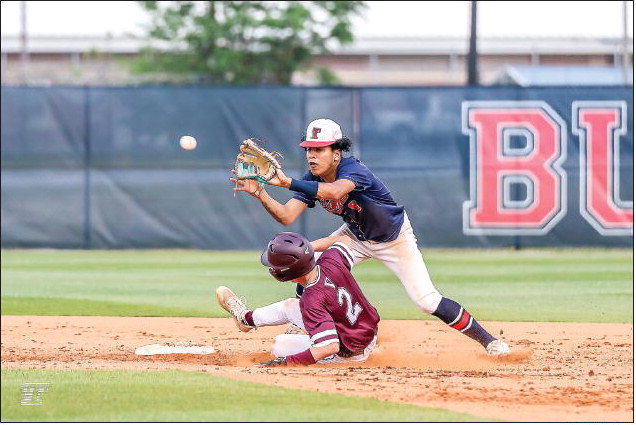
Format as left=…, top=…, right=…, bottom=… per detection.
left=179, top=135, right=197, bottom=150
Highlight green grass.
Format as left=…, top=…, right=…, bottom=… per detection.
left=1, top=369, right=494, bottom=422
left=1, top=248, right=633, bottom=323
left=1, top=248, right=632, bottom=422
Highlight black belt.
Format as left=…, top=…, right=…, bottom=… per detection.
left=338, top=346, right=364, bottom=358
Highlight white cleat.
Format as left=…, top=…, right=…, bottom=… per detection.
left=486, top=339, right=510, bottom=356
left=215, top=286, right=255, bottom=332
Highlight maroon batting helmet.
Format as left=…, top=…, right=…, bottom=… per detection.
left=260, top=232, right=316, bottom=282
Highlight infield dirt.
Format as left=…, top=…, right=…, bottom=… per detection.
left=1, top=316, right=633, bottom=422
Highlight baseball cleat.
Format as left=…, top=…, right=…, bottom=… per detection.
left=486, top=339, right=510, bottom=356
left=216, top=286, right=255, bottom=332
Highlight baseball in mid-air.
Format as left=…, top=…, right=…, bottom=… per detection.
left=179, top=135, right=197, bottom=150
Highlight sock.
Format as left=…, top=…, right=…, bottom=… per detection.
left=432, top=297, right=496, bottom=348
left=243, top=311, right=255, bottom=327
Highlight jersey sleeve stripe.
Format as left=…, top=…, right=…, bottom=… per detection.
left=310, top=329, right=338, bottom=343
left=311, top=338, right=340, bottom=348
left=330, top=243, right=354, bottom=268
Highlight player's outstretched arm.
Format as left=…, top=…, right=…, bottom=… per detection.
left=270, top=169, right=356, bottom=202
left=311, top=235, right=354, bottom=252
left=257, top=341, right=340, bottom=367
left=257, top=196, right=307, bottom=226
left=315, top=179, right=356, bottom=200
left=230, top=170, right=307, bottom=225
left=309, top=341, right=340, bottom=362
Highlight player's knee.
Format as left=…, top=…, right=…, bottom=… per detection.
left=414, top=291, right=443, bottom=314
left=282, top=298, right=301, bottom=319
left=283, top=297, right=299, bottom=310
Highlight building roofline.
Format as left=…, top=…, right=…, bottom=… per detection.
left=1, top=34, right=632, bottom=56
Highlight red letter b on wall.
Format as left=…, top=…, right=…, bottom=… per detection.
left=462, top=102, right=567, bottom=235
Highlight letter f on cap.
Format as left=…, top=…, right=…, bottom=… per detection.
left=299, top=119, right=343, bottom=147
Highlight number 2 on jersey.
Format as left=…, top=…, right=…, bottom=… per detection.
left=337, top=287, right=363, bottom=325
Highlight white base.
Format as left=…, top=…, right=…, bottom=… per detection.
left=135, top=341, right=216, bottom=356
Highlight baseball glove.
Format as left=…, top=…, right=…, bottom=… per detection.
left=234, top=138, right=283, bottom=184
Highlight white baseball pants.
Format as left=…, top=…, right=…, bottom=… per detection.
left=328, top=212, right=443, bottom=314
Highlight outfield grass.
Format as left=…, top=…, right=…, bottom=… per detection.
left=1, top=369, right=495, bottom=422
left=1, top=248, right=632, bottom=323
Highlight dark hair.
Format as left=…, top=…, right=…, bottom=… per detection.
left=332, top=137, right=352, bottom=152
left=299, top=136, right=352, bottom=152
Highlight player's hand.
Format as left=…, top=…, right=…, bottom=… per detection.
left=266, top=168, right=291, bottom=188
left=257, top=357, right=287, bottom=367
left=230, top=170, right=264, bottom=198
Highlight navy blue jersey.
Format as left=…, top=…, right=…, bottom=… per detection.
left=292, top=156, right=405, bottom=242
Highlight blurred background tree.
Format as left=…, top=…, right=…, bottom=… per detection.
left=131, top=1, right=366, bottom=85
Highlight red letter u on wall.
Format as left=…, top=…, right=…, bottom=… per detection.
left=461, top=101, right=567, bottom=235
left=573, top=101, right=633, bottom=235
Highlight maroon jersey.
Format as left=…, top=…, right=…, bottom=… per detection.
left=299, top=242, right=380, bottom=356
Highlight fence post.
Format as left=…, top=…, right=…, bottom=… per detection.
left=299, top=87, right=308, bottom=237
left=83, top=86, right=92, bottom=249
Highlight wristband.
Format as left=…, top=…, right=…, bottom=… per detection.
left=289, top=179, right=318, bottom=198
left=286, top=348, right=316, bottom=366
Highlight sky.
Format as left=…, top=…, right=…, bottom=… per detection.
left=0, top=1, right=633, bottom=39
